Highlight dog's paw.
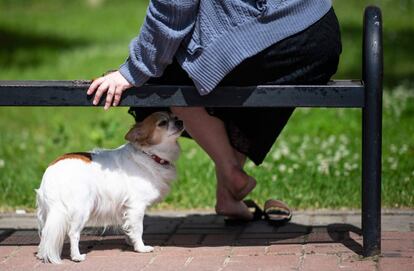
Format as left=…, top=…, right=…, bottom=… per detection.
left=71, top=254, right=86, bottom=262
left=135, top=245, right=154, bottom=253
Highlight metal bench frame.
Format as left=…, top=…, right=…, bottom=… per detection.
left=0, top=6, right=383, bottom=257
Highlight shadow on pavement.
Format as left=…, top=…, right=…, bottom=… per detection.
left=0, top=214, right=363, bottom=257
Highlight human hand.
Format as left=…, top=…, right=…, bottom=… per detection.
left=87, top=70, right=133, bottom=110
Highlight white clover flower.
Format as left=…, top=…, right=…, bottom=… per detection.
left=316, top=153, right=324, bottom=161
left=272, top=150, right=282, bottom=161
left=337, top=145, right=350, bottom=158
left=0, top=159, right=4, bottom=168
left=263, top=161, right=272, bottom=170
left=339, top=134, right=349, bottom=144
left=280, top=145, right=290, bottom=156
left=318, top=159, right=330, bottom=175
left=342, top=149, right=350, bottom=157
left=390, top=144, right=398, bottom=153
left=333, top=151, right=342, bottom=162
left=271, top=175, right=277, bottom=182
left=87, top=0, right=105, bottom=8
left=390, top=162, right=398, bottom=170
left=278, top=164, right=287, bottom=173
left=19, top=142, right=27, bottom=150
left=399, top=144, right=408, bottom=154
left=387, top=157, right=395, bottom=164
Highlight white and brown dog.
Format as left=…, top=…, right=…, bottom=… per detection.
left=36, top=112, right=183, bottom=264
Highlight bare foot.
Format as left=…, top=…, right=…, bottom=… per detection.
left=215, top=184, right=253, bottom=221
left=216, top=167, right=256, bottom=220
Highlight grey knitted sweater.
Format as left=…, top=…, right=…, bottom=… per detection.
left=119, top=0, right=332, bottom=95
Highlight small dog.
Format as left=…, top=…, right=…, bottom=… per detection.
left=36, top=112, right=183, bottom=264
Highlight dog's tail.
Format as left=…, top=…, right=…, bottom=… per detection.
left=36, top=190, right=67, bottom=264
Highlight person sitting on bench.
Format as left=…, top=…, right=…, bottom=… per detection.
left=87, top=0, right=342, bottom=221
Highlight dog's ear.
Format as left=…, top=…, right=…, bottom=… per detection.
left=125, top=124, right=143, bottom=142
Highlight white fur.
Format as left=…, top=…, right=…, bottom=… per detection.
left=36, top=113, right=182, bottom=264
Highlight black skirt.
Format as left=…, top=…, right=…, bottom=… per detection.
left=129, top=8, right=342, bottom=165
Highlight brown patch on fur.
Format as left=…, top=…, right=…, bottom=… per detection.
left=125, top=112, right=168, bottom=146
left=49, top=152, right=92, bottom=166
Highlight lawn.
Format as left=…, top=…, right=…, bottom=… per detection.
left=0, top=0, right=413, bottom=211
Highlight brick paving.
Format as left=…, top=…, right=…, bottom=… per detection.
left=0, top=209, right=413, bottom=271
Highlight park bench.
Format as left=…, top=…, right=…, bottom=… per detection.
left=0, top=6, right=383, bottom=257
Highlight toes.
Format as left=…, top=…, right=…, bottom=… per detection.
left=215, top=202, right=254, bottom=221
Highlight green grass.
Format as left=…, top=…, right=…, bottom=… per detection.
left=1, top=89, right=413, bottom=211
left=333, top=0, right=414, bottom=87
left=0, top=0, right=413, bottom=210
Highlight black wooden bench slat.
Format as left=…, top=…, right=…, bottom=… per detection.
left=0, top=80, right=364, bottom=108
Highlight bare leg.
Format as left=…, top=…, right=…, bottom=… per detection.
left=234, top=149, right=247, bottom=166
left=171, top=107, right=255, bottom=219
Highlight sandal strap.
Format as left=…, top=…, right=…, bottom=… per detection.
left=264, top=199, right=292, bottom=220
left=244, top=199, right=264, bottom=220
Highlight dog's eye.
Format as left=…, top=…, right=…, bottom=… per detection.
left=158, top=120, right=168, bottom=127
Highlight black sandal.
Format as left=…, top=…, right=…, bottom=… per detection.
left=224, top=199, right=264, bottom=225
left=263, top=199, right=292, bottom=226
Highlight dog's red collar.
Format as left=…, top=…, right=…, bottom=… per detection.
left=142, top=151, right=170, bottom=166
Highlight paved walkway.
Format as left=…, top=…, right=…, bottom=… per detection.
left=0, top=209, right=413, bottom=271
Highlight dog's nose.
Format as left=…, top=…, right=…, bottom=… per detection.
left=174, top=120, right=183, bottom=130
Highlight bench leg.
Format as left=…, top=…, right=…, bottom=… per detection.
left=362, top=6, right=383, bottom=257
left=362, top=105, right=382, bottom=257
